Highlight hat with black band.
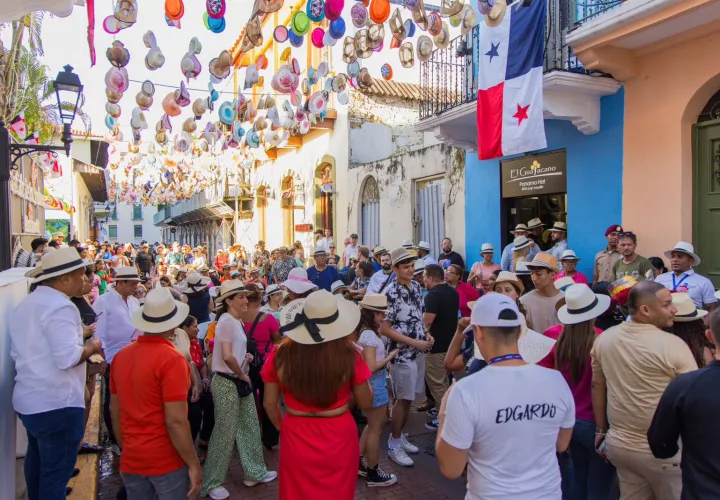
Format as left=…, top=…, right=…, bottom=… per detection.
left=33, top=248, right=91, bottom=283
left=114, top=266, right=142, bottom=281
left=131, top=287, right=189, bottom=333
left=557, top=284, right=610, bottom=325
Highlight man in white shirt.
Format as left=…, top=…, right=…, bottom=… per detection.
left=315, top=228, right=334, bottom=253
left=436, top=293, right=575, bottom=499
left=343, top=233, right=359, bottom=267
left=416, top=241, right=438, bottom=266
left=655, top=241, right=717, bottom=311
left=93, top=266, right=141, bottom=456
left=11, top=248, right=103, bottom=500
left=368, top=252, right=395, bottom=294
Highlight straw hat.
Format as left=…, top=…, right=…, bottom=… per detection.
left=354, top=30, right=372, bottom=59
left=511, top=223, right=528, bottom=234
left=480, top=243, right=494, bottom=254
left=527, top=217, right=544, bottom=229
left=414, top=259, right=426, bottom=275
left=672, top=293, right=708, bottom=323
left=216, top=279, right=249, bottom=302
left=176, top=272, right=211, bottom=293
left=460, top=4, right=478, bottom=35
left=209, top=50, right=232, bottom=81
left=331, top=280, right=350, bottom=294
left=131, top=286, right=189, bottom=334
left=557, top=284, right=611, bottom=325
left=485, top=0, right=507, bottom=27
left=412, top=0, right=429, bottom=30
left=417, top=35, right=434, bottom=62
left=343, top=36, right=358, bottom=63
left=512, top=235, right=532, bottom=251
left=391, top=247, right=416, bottom=267
left=399, top=42, right=415, bottom=68
left=282, top=268, right=319, bottom=294
left=368, top=23, right=385, bottom=49
left=417, top=241, right=431, bottom=252
left=359, top=293, right=388, bottom=312
left=389, top=8, right=407, bottom=41
left=492, top=271, right=524, bottom=294
left=433, top=22, right=450, bottom=49
left=525, top=253, right=560, bottom=273
left=440, top=0, right=463, bottom=17
left=664, top=241, right=701, bottom=266
left=372, top=245, right=387, bottom=255
left=114, top=266, right=142, bottom=281
left=554, top=276, right=575, bottom=291
left=559, top=250, right=580, bottom=261
left=548, top=222, right=568, bottom=233
left=279, top=290, right=360, bottom=345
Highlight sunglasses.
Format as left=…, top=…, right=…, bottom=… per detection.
left=618, top=232, right=636, bottom=238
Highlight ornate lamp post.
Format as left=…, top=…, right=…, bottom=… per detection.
left=0, top=65, right=83, bottom=270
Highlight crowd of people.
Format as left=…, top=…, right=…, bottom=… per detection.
left=9, top=220, right=720, bottom=500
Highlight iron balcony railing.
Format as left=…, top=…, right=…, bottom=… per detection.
left=419, top=0, right=624, bottom=119
left=153, top=205, right=173, bottom=225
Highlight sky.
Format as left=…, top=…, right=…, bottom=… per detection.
left=37, top=0, right=255, bottom=138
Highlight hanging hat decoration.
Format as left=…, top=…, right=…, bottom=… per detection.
left=311, top=28, right=325, bottom=48
left=440, top=0, right=463, bottom=17
left=288, top=29, right=304, bottom=47
left=130, top=107, right=148, bottom=130
left=135, top=80, right=155, bottom=110
left=369, top=0, right=390, bottom=23
left=354, top=29, right=372, bottom=59
left=106, top=102, right=121, bottom=118
left=427, top=11, right=442, bottom=36
left=165, top=0, right=185, bottom=20
left=244, top=64, right=260, bottom=90
left=325, top=0, right=344, bottom=21
left=165, top=14, right=182, bottom=29
left=174, top=81, right=191, bottom=107
left=368, top=23, right=385, bottom=49
left=347, top=60, right=361, bottom=77
left=291, top=11, right=311, bottom=35
left=331, top=73, right=348, bottom=92
left=351, top=4, right=368, bottom=28
left=389, top=8, right=407, bottom=41
left=246, top=16, right=264, bottom=47
left=162, top=92, right=182, bottom=117
left=357, top=67, right=374, bottom=89
left=399, top=41, right=415, bottom=68
left=460, top=4, right=478, bottom=35
left=183, top=117, right=197, bottom=134
left=478, top=0, right=494, bottom=15
left=105, top=66, right=129, bottom=93
left=256, top=0, right=284, bottom=14
left=307, top=0, right=326, bottom=22
left=107, top=41, right=130, bottom=68
left=192, top=98, right=207, bottom=119
left=205, top=11, right=226, bottom=32
left=206, top=0, right=225, bottom=18
left=413, top=0, right=429, bottom=30
left=381, top=63, right=393, bottom=80
left=433, top=21, right=450, bottom=49
left=404, top=19, right=416, bottom=37
left=143, top=31, right=165, bottom=70
left=209, top=50, right=233, bottom=82
left=274, top=25, right=289, bottom=43
left=417, top=34, right=434, bottom=62
left=485, top=0, right=507, bottom=27
left=257, top=54, right=269, bottom=70
left=329, top=17, right=346, bottom=39
left=323, top=30, right=338, bottom=46
left=180, top=38, right=202, bottom=81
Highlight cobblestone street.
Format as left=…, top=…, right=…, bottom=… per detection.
left=97, top=412, right=466, bottom=499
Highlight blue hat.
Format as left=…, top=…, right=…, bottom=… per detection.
left=288, top=30, right=304, bottom=48
left=208, top=16, right=226, bottom=33
left=329, top=17, right=346, bottom=39
left=306, top=0, right=326, bottom=22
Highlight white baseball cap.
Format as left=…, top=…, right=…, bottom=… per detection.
left=470, top=292, right=522, bottom=328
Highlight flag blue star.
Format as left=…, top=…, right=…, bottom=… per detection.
left=485, top=42, right=500, bottom=62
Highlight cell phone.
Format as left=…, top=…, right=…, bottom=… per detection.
left=595, top=434, right=608, bottom=454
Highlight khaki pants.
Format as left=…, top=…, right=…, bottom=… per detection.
left=424, top=352, right=449, bottom=409
left=606, top=443, right=681, bottom=500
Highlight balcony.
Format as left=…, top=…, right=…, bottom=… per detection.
left=153, top=190, right=236, bottom=227
left=567, top=0, right=720, bottom=80
left=153, top=205, right=173, bottom=226
left=416, top=0, right=622, bottom=151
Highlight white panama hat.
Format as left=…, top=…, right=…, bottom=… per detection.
left=417, top=241, right=431, bottom=251
left=664, top=241, right=701, bottom=266
left=480, top=243, right=494, bottom=254
left=279, top=290, right=361, bottom=345
left=282, top=267, right=318, bottom=294
left=131, top=286, right=190, bottom=334
left=557, top=284, right=611, bottom=325
left=331, top=280, right=349, bottom=294
left=33, top=247, right=90, bottom=283
left=672, top=292, right=708, bottom=322
left=114, top=266, right=142, bottom=281
left=215, top=279, right=249, bottom=303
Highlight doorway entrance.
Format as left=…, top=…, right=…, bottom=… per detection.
left=693, top=119, right=720, bottom=286
left=501, top=194, right=567, bottom=250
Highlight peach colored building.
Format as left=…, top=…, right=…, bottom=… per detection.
left=568, top=0, right=720, bottom=285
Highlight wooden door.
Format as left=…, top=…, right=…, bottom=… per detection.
left=693, top=120, right=720, bottom=287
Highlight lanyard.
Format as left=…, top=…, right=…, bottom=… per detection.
left=672, top=273, right=689, bottom=290
left=487, top=354, right=523, bottom=365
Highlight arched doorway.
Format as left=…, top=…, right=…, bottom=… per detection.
left=360, top=176, right=380, bottom=250
left=256, top=185, right=268, bottom=243
left=314, top=158, right=335, bottom=236
left=693, top=89, right=720, bottom=285
left=281, top=176, right=295, bottom=246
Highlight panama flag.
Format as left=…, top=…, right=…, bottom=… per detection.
left=476, top=0, right=547, bottom=160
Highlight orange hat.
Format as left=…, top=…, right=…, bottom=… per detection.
left=369, top=0, right=390, bottom=24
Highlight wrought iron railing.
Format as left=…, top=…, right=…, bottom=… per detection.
left=419, top=0, right=624, bottom=120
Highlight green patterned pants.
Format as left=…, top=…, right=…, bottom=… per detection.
left=200, top=375, right=268, bottom=496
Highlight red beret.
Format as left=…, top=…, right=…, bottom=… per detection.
left=605, top=225, right=623, bottom=237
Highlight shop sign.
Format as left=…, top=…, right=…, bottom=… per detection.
left=295, top=224, right=313, bottom=232
left=501, top=150, right=566, bottom=198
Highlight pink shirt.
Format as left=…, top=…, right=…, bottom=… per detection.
left=555, top=271, right=589, bottom=285
left=470, top=262, right=501, bottom=292
left=538, top=324, right=603, bottom=421
left=243, top=313, right=280, bottom=362
left=454, top=281, right=480, bottom=318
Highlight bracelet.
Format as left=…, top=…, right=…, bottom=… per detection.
left=595, top=429, right=607, bottom=435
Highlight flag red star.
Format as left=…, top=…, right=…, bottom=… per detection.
left=513, top=103, right=530, bottom=126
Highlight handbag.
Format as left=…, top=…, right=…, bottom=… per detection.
left=215, top=371, right=253, bottom=397
left=246, top=313, right=271, bottom=377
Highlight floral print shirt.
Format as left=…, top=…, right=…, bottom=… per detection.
left=384, top=279, right=426, bottom=364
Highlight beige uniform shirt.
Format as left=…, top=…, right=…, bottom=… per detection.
left=591, top=321, right=697, bottom=453
left=593, top=248, right=622, bottom=284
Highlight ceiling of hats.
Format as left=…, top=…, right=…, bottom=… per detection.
left=78, top=0, right=471, bottom=210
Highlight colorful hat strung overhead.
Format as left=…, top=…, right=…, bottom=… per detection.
left=399, top=41, right=415, bottom=68
left=107, top=41, right=130, bottom=68
left=165, top=0, right=184, bottom=20
left=144, top=31, right=165, bottom=70
left=325, top=0, right=344, bottom=21
left=180, top=38, right=202, bottom=81
left=369, top=0, right=390, bottom=23
left=307, top=0, right=325, bottom=22
left=381, top=63, right=393, bottom=80
left=209, top=50, right=232, bottom=81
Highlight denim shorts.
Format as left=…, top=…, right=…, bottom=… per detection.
left=370, top=369, right=389, bottom=408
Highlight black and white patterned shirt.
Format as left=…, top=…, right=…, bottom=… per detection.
left=272, top=257, right=299, bottom=284
left=384, top=279, right=426, bottom=364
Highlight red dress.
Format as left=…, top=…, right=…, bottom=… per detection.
left=261, top=350, right=371, bottom=500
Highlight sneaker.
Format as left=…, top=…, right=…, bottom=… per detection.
left=207, top=486, right=230, bottom=500
left=401, top=434, right=420, bottom=454
left=426, top=408, right=438, bottom=418
left=366, top=466, right=398, bottom=487
left=388, top=442, right=414, bottom=467
left=415, top=402, right=434, bottom=413
left=358, top=456, right=369, bottom=477
left=425, top=418, right=439, bottom=431
left=109, top=444, right=122, bottom=456
left=243, top=470, right=278, bottom=487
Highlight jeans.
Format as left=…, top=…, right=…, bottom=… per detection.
left=188, top=390, right=215, bottom=443
left=103, top=365, right=117, bottom=444
left=19, top=407, right=85, bottom=500
left=121, top=466, right=189, bottom=500
left=567, top=419, right=617, bottom=500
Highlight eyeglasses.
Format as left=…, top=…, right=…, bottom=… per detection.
left=618, top=232, right=636, bottom=238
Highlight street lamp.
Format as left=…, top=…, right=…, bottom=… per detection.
left=0, top=64, right=83, bottom=271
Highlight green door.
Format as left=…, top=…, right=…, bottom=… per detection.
left=693, top=120, right=720, bottom=287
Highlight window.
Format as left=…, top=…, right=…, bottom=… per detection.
left=134, top=225, right=143, bottom=238
left=109, top=225, right=118, bottom=239
left=132, top=204, right=143, bottom=220
left=111, top=207, right=118, bottom=220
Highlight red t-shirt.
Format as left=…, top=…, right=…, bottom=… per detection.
left=189, top=339, right=204, bottom=371
left=538, top=325, right=603, bottom=421
left=456, top=281, right=480, bottom=317
left=261, top=348, right=371, bottom=412
left=243, top=313, right=280, bottom=361
left=110, top=336, right=190, bottom=476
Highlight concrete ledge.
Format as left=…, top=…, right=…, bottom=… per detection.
left=68, top=380, right=102, bottom=500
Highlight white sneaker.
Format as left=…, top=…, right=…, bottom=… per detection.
left=401, top=434, right=420, bottom=454
left=109, top=444, right=122, bottom=456
left=208, top=486, right=230, bottom=500
left=388, top=442, right=414, bottom=467
left=243, top=470, right=278, bottom=487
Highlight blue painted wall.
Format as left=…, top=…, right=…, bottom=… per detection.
left=464, top=89, right=625, bottom=277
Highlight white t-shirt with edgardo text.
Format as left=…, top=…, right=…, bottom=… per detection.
left=442, top=364, right=575, bottom=500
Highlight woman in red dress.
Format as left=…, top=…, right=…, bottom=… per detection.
left=261, top=290, right=373, bottom=500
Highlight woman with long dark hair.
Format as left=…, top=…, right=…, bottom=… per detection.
left=262, top=290, right=373, bottom=499
left=239, top=283, right=282, bottom=450
left=670, top=292, right=713, bottom=367
left=356, top=294, right=398, bottom=487
left=538, top=284, right=616, bottom=499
